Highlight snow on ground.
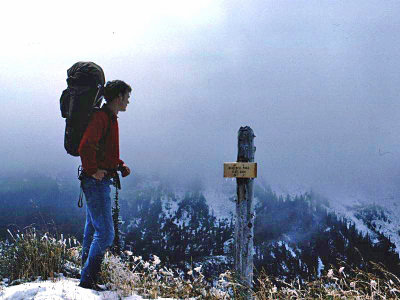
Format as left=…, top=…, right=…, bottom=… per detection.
left=317, top=257, right=324, bottom=277
left=326, top=197, right=372, bottom=237
left=277, top=241, right=297, bottom=258
left=0, top=278, right=180, bottom=300
left=327, top=195, right=400, bottom=257
left=203, top=189, right=235, bottom=219
left=369, top=198, right=400, bottom=256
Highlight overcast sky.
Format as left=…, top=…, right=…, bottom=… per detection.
left=1, top=0, right=400, bottom=203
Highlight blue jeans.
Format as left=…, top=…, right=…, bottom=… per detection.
left=80, top=176, right=115, bottom=286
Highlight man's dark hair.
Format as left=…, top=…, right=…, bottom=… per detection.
left=103, top=80, right=132, bottom=102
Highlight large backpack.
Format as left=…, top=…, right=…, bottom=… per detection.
left=60, top=62, right=106, bottom=156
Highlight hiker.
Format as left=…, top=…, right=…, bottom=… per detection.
left=78, top=80, right=132, bottom=290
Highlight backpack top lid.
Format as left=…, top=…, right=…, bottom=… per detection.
left=66, top=61, right=105, bottom=87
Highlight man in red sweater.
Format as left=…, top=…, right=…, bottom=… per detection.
left=78, top=80, right=131, bottom=290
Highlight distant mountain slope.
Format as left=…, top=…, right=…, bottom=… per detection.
left=251, top=186, right=400, bottom=281
left=331, top=199, right=400, bottom=255
left=1, top=172, right=399, bottom=283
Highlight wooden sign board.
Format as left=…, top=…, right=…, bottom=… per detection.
left=224, top=162, right=257, bottom=178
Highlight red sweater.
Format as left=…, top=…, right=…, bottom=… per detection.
left=78, top=106, right=124, bottom=176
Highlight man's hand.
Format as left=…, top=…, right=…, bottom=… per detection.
left=120, top=164, right=131, bottom=177
left=92, top=169, right=107, bottom=181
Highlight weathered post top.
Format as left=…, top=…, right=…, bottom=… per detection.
left=224, top=126, right=257, bottom=178
left=237, top=126, right=256, bottom=163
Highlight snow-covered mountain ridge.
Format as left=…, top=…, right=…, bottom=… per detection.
left=330, top=198, right=400, bottom=256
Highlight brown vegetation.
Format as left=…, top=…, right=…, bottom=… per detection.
left=1, top=228, right=400, bottom=299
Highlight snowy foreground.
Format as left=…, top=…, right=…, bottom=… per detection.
left=0, top=278, right=181, bottom=300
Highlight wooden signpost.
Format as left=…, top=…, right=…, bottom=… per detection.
left=224, top=126, right=256, bottom=299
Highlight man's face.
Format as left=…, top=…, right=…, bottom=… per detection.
left=118, top=92, right=131, bottom=112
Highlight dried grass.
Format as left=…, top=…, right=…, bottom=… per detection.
left=0, top=227, right=80, bottom=282
left=254, top=262, right=400, bottom=299
left=2, top=229, right=400, bottom=299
